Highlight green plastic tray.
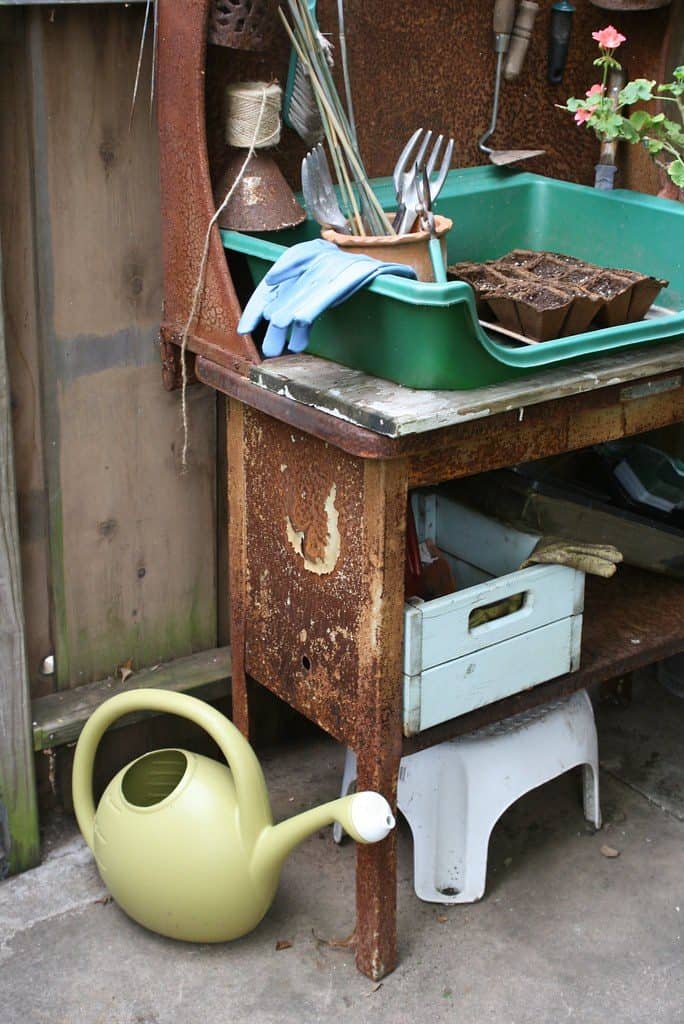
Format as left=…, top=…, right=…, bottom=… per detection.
left=221, top=166, right=684, bottom=390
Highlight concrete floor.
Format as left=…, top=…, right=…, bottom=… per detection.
left=1, top=677, right=683, bottom=1024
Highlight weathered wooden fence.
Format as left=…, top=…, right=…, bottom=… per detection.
left=0, top=2, right=227, bottom=875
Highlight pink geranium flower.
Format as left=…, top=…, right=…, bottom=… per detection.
left=574, top=108, right=593, bottom=125
left=592, top=26, right=626, bottom=50
left=586, top=83, right=604, bottom=98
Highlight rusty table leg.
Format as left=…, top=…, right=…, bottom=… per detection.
left=352, top=458, right=407, bottom=979
left=227, top=399, right=251, bottom=738
left=355, top=743, right=402, bottom=979
left=229, top=404, right=408, bottom=975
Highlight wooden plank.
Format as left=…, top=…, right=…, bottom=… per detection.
left=405, top=615, right=583, bottom=735
left=0, top=229, right=40, bottom=876
left=452, top=469, right=684, bottom=579
left=409, top=564, right=582, bottom=672
left=249, top=346, right=684, bottom=439
left=27, top=5, right=217, bottom=689
left=0, top=8, right=52, bottom=697
left=32, top=646, right=231, bottom=751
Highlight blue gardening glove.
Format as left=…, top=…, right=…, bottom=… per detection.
left=237, top=239, right=416, bottom=357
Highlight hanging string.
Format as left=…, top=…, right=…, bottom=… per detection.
left=178, top=82, right=275, bottom=470
left=129, top=0, right=152, bottom=131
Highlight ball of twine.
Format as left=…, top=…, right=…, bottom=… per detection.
left=225, top=81, right=282, bottom=149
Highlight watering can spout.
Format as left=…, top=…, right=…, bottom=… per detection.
left=252, top=792, right=395, bottom=880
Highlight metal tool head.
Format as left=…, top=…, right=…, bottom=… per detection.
left=416, top=166, right=435, bottom=232
left=487, top=147, right=546, bottom=166
left=392, top=129, right=429, bottom=197
left=393, top=130, right=454, bottom=235
left=478, top=47, right=545, bottom=166
left=425, top=136, right=454, bottom=204
left=301, top=145, right=350, bottom=233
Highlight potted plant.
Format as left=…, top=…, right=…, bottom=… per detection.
left=560, top=26, right=684, bottom=200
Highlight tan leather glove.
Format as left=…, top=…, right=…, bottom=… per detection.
left=520, top=538, right=623, bottom=578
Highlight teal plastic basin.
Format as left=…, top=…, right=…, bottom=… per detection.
left=221, top=166, right=684, bottom=390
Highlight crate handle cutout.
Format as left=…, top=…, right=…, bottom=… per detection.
left=468, top=591, right=528, bottom=632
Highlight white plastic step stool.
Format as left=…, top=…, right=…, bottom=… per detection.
left=334, top=689, right=601, bottom=904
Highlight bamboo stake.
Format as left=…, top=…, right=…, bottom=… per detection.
left=280, top=6, right=393, bottom=235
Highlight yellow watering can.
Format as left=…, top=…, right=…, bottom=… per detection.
left=72, top=689, right=395, bottom=943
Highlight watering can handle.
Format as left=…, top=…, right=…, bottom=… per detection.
left=72, top=689, right=271, bottom=852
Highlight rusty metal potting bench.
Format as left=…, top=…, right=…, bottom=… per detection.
left=157, top=0, right=684, bottom=979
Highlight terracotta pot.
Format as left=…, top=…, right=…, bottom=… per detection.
left=321, top=215, right=453, bottom=283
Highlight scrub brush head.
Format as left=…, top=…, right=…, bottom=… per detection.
left=283, top=19, right=333, bottom=147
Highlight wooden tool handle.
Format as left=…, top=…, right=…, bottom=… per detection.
left=493, top=0, right=516, bottom=41
left=504, top=1, right=539, bottom=80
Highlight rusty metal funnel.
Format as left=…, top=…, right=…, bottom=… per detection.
left=215, top=150, right=306, bottom=232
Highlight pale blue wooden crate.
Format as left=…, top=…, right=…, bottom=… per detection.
left=402, top=493, right=585, bottom=736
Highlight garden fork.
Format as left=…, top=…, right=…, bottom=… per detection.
left=416, top=166, right=447, bottom=284
left=301, top=144, right=350, bottom=233
left=393, top=129, right=454, bottom=235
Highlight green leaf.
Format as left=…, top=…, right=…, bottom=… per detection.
left=565, top=97, right=584, bottom=112
left=616, top=119, right=640, bottom=144
left=598, top=112, right=628, bottom=141
left=660, top=79, right=684, bottom=98
left=629, top=110, right=652, bottom=132
left=669, top=160, right=684, bottom=188
left=645, top=139, right=665, bottom=155
left=663, top=119, right=684, bottom=143
left=619, top=79, right=656, bottom=105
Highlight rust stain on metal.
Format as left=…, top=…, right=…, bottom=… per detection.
left=207, top=0, right=276, bottom=50
left=214, top=152, right=305, bottom=232
left=285, top=482, right=341, bottom=575
left=205, top=2, right=674, bottom=198
left=157, top=0, right=259, bottom=391
left=239, top=407, right=367, bottom=740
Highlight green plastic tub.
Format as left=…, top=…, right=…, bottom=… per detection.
left=221, top=166, right=684, bottom=390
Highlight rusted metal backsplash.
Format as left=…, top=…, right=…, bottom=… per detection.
left=205, top=0, right=673, bottom=191
left=208, top=0, right=277, bottom=50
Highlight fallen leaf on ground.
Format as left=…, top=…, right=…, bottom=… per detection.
left=275, top=939, right=292, bottom=951
left=118, top=658, right=133, bottom=683
left=312, top=928, right=356, bottom=949
left=95, top=895, right=113, bottom=905
left=436, top=914, right=448, bottom=923
left=600, top=844, right=620, bottom=858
